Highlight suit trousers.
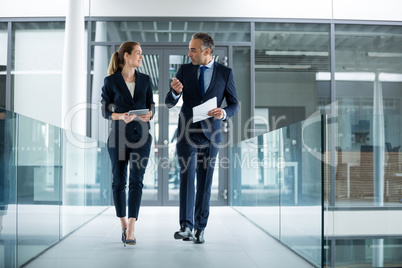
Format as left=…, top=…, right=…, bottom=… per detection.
left=176, top=131, right=219, bottom=231
left=108, top=133, right=152, bottom=219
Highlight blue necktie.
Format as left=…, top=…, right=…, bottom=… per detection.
left=199, top=66, right=208, bottom=97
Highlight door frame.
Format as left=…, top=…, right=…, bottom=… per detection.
left=138, top=45, right=230, bottom=206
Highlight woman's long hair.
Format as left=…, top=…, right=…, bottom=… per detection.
left=107, top=41, right=140, bottom=75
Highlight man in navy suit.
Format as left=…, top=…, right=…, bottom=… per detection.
left=165, top=32, right=239, bottom=243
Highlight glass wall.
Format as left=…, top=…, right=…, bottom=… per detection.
left=1, top=17, right=402, bottom=267
left=0, top=108, right=111, bottom=268
left=333, top=24, right=402, bottom=206
left=231, top=115, right=323, bottom=267
left=254, top=23, right=331, bottom=132
left=324, top=24, right=402, bottom=267
left=0, top=108, right=16, bottom=268
left=16, top=115, right=61, bottom=266
left=232, top=46, right=251, bottom=143
left=0, top=23, right=7, bottom=108
left=11, top=22, right=65, bottom=127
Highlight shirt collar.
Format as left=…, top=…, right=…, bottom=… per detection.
left=200, top=59, right=214, bottom=69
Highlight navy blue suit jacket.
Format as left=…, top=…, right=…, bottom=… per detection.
left=101, top=69, right=155, bottom=142
left=165, top=61, right=239, bottom=143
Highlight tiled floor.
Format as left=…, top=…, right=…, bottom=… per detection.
left=25, top=207, right=314, bottom=268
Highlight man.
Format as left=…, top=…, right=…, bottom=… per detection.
left=165, top=32, right=239, bottom=243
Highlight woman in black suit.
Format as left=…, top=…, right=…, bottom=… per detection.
left=101, top=42, right=154, bottom=246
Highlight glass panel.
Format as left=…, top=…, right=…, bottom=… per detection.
left=16, top=114, right=61, bottom=267
left=0, top=107, right=110, bottom=267
left=168, top=54, right=189, bottom=201
left=327, top=25, right=402, bottom=267
left=62, top=131, right=86, bottom=237
left=138, top=54, right=159, bottom=202
left=93, top=21, right=250, bottom=43
left=327, top=238, right=402, bottom=267
left=232, top=46, right=251, bottom=142
left=231, top=115, right=323, bottom=266
left=231, top=133, right=281, bottom=238
left=12, top=22, right=65, bottom=126
left=167, top=54, right=223, bottom=202
left=334, top=24, right=402, bottom=205
left=84, top=137, right=111, bottom=220
left=335, top=114, right=402, bottom=206
left=0, top=108, right=17, bottom=268
left=0, top=23, right=7, bottom=108
left=280, top=116, right=322, bottom=266
left=255, top=23, right=330, bottom=131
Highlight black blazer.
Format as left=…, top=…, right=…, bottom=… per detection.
left=165, top=61, right=239, bottom=143
left=101, top=69, right=155, bottom=142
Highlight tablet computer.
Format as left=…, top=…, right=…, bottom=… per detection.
left=128, top=109, right=149, bottom=116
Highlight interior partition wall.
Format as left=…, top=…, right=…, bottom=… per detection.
left=0, top=108, right=111, bottom=268
left=231, top=115, right=324, bottom=266
left=327, top=24, right=402, bottom=267
left=1, top=16, right=402, bottom=267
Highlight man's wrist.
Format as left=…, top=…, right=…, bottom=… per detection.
left=172, top=89, right=181, bottom=96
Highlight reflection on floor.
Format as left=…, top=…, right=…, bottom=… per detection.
left=25, top=207, right=314, bottom=268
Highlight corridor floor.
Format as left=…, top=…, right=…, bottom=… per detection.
left=25, top=206, right=314, bottom=268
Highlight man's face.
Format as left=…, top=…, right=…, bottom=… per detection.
left=188, top=38, right=208, bottom=65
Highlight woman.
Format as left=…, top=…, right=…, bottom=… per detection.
left=101, top=42, right=154, bottom=247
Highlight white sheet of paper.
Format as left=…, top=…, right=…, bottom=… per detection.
left=192, top=97, right=217, bottom=123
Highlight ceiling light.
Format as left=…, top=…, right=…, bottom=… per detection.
left=367, top=52, right=402, bottom=58
left=316, top=72, right=375, bottom=81
left=316, top=72, right=402, bottom=82
left=379, top=73, right=402, bottom=82
left=256, top=64, right=311, bottom=69
left=265, top=51, right=328, bottom=56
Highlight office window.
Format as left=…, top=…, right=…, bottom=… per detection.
left=11, top=22, right=65, bottom=127
left=254, top=22, right=331, bottom=131
left=334, top=24, right=402, bottom=206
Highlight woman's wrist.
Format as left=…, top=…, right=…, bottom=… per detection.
left=111, top=113, right=122, bottom=121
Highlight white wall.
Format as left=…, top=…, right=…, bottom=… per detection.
left=0, top=0, right=90, bottom=18
left=1, top=0, right=402, bottom=21
left=90, top=0, right=332, bottom=20
left=333, top=0, right=402, bottom=21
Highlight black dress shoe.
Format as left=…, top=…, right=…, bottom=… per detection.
left=174, top=226, right=194, bottom=240
left=194, top=230, right=204, bottom=244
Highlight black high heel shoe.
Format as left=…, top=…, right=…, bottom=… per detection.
left=122, top=227, right=127, bottom=247
left=126, top=238, right=136, bottom=245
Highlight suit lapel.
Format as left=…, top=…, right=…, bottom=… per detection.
left=115, top=70, right=134, bottom=101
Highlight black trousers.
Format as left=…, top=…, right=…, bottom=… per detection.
left=176, top=132, right=219, bottom=231
left=107, top=133, right=152, bottom=219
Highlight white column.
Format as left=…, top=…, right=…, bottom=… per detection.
left=61, top=0, right=87, bottom=136
left=373, top=73, right=385, bottom=207
left=61, top=0, right=87, bottom=237
left=372, top=73, right=384, bottom=268
left=91, top=21, right=109, bottom=142
left=372, top=239, right=384, bottom=268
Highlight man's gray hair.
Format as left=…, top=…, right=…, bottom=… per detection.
left=192, top=32, right=215, bottom=54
